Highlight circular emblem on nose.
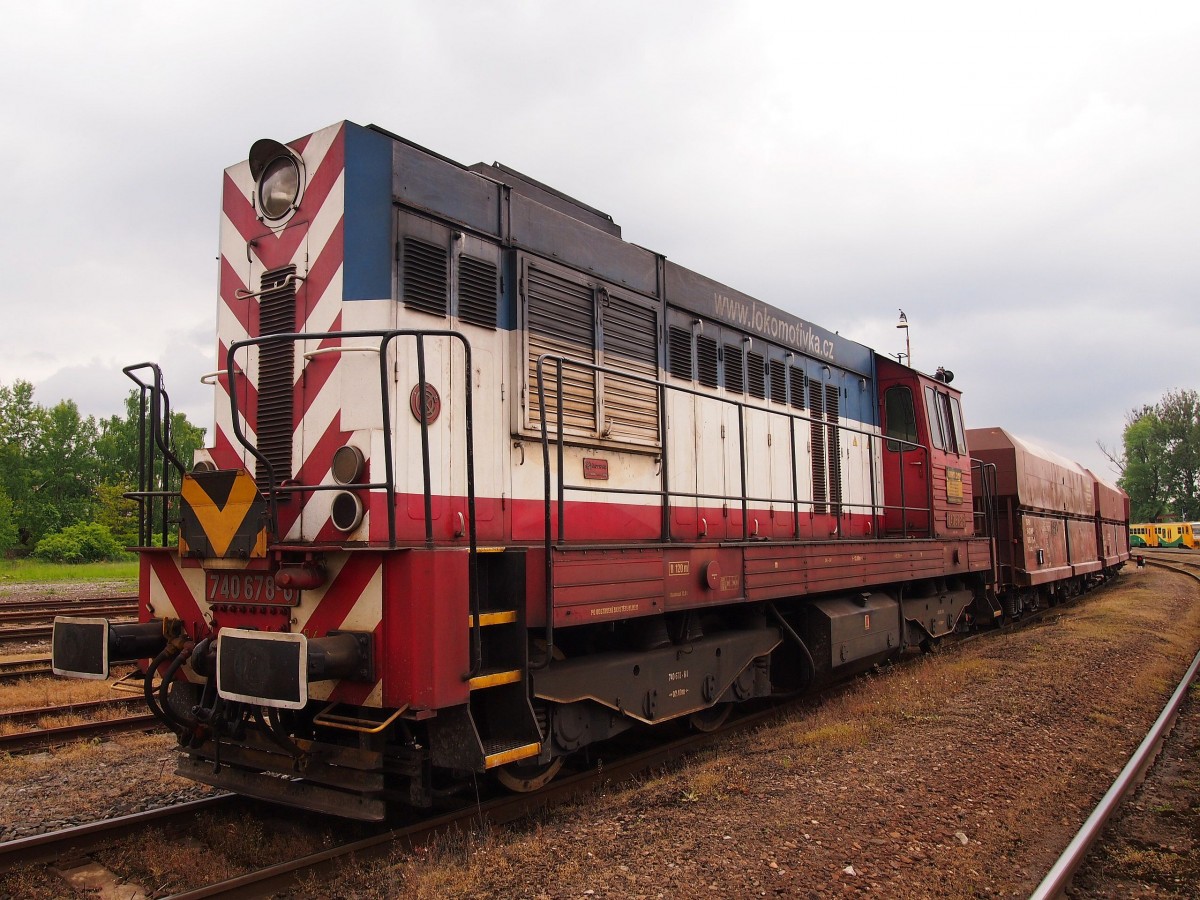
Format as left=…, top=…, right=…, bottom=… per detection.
left=409, top=383, right=441, bottom=424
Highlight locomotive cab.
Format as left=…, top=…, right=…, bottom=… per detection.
left=875, top=355, right=973, bottom=540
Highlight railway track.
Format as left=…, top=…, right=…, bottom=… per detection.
left=0, top=602, right=137, bottom=626
left=0, top=699, right=783, bottom=897
left=1030, top=558, right=1200, bottom=897
left=0, top=712, right=159, bottom=754
left=0, top=567, right=1150, bottom=896
left=0, top=795, right=237, bottom=872
left=0, top=657, right=51, bottom=681
left=0, top=593, right=138, bottom=643
left=0, top=695, right=155, bottom=754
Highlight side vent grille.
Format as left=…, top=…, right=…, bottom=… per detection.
left=600, top=295, right=659, bottom=443
left=458, top=255, right=498, bottom=329
left=788, top=366, right=806, bottom=410
left=256, top=265, right=296, bottom=484
left=724, top=344, right=744, bottom=394
left=526, top=265, right=596, bottom=433
left=668, top=326, right=692, bottom=380
left=402, top=237, right=449, bottom=316
left=747, top=351, right=766, bottom=399
left=825, top=384, right=842, bottom=513
left=768, top=360, right=786, bottom=404
left=809, top=380, right=827, bottom=514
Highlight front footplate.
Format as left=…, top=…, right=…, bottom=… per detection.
left=178, top=729, right=387, bottom=821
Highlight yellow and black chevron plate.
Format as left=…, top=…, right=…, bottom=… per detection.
left=179, top=469, right=269, bottom=559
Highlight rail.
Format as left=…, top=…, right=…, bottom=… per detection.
left=1030, top=644, right=1200, bottom=899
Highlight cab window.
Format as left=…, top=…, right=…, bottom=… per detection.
left=948, top=395, right=966, bottom=455
left=884, top=386, right=918, bottom=451
left=924, top=385, right=947, bottom=450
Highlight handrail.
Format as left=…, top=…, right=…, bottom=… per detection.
left=223, top=328, right=483, bottom=677
left=532, top=352, right=944, bottom=660
left=122, top=363, right=187, bottom=547
left=534, top=352, right=929, bottom=540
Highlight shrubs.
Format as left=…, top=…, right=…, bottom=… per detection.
left=33, top=523, right=127, bottom=563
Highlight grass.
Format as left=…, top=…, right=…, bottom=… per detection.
left=0, top=558, right=138, bottom=586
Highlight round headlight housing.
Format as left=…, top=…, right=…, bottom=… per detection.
left=258, top=154, right=300, bottom=219
left=331, top=445, right=365, bottom=485
left=331, top=491, right=364, bottom=533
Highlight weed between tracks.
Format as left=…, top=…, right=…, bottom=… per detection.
left=0, top=674, right=122, bottom=717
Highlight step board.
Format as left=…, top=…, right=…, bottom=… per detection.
left=483, top=739, right=541, bottom=769
left=468, top=668, right=522, bottom=691
left=468, top=610, right=518, bottom=628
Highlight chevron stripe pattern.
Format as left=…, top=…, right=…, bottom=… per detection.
left=179, top=469, right=268, bottom=559
left=214, top=122, right=354, bottom=542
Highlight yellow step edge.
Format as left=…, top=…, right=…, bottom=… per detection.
left=468, top=610, right=518, bottom=628
left=484, top=742, right=541, bottom=768
left=477, top=546, right=506, bottom=553
left=469, top=669, right=522, bottom=690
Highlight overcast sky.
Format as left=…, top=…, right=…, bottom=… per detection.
left=2, top=1, right=1197, bottom=479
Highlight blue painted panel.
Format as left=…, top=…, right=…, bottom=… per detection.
left=343, top=123, right=394, bottom=301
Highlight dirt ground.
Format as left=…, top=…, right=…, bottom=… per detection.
left=1, top=568, right=1197, bottom=899
left=324, top=566, right=1200, bottom=899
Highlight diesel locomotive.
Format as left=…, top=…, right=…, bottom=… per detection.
left=52, top=121, right=1130, bottom=820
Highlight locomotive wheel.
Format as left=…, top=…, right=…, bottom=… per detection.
left=495, top=757, right=564, bottom=793
left=688, top=703, right=731, bottom=733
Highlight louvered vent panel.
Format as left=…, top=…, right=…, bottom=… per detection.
left=256, top=265, right=296, bottom=483
left=809, top=380, right=827, bottom=514
left=724, top=344, right=744, bottom=394
left=696, top=336, right=719, bottom=388
left=526, top=266, right=595, bottom=433
left=602, top=297, right=659, bottom=443
left=668, top=326, right=692, bottom=380
left=788, top=367, right=806, bottom=411
left=825, top=384, right=843, bottom=512
left=458, top=255, right=498, bottom=328
left=403, top=237, right=449, bottom=316
left=747, top=352, right=766, bottom=399
left=769, top=360, right=786, bottom=404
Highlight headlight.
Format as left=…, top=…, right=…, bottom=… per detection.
left=331, top=491, right=364, bottom=533
left=248, top=138, right=303, bottom=221
left=258, top=155, right=300, bottom=219
left=331, top=445, right=365, bottom=485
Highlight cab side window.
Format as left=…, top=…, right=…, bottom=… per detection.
left=924, top=385, right=964, bottom=454
left=924, top=385, right=947, bottom=451
left=884, top=386, right=918, bottom=451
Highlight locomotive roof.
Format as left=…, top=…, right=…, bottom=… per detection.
left=360, top=121, right=874, bottom=376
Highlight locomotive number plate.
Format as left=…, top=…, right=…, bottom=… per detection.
left=206, top=572, right=300, bottom=606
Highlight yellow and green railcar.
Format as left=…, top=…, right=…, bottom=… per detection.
left=1129, top=524, right=1158, bottom=548
left=1152, top=522, right=1195, bottom=549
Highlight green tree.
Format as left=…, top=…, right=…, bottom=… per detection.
left=93, top=481, right=139, bottom=548
left=23, top=400, right=99, bottom=546
left=96, top=390, right=207, bottom=489
left=1117, top=389, right=1200, bottom=521
left=0, top=379, right=45, bottom=546
left=0, top=487, right=18, bottom=555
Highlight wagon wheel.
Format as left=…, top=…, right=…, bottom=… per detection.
left=495, top=755, right=564, bottom=793
left=688, top=703, right=731, bottom=732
